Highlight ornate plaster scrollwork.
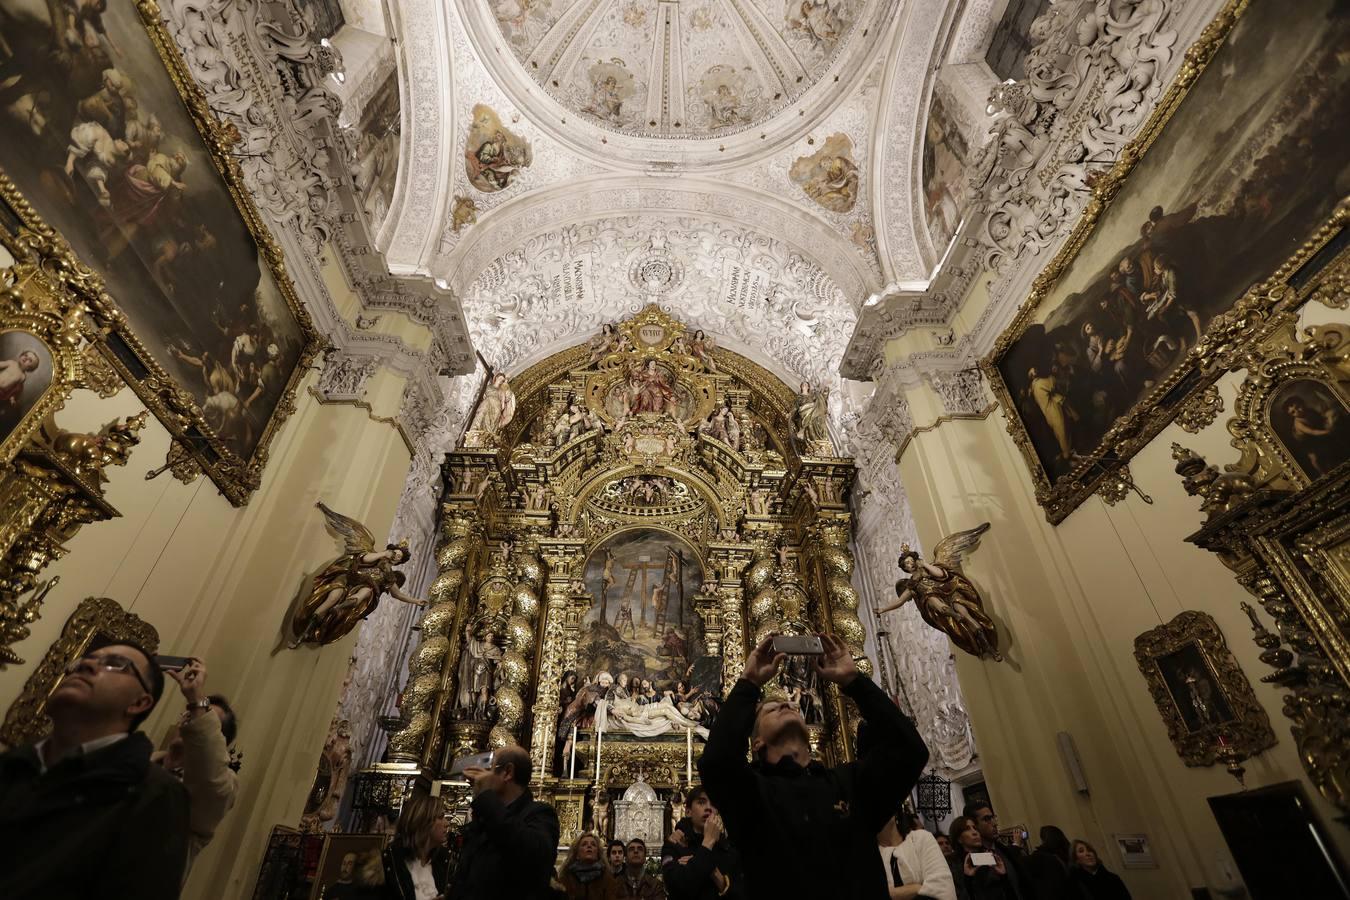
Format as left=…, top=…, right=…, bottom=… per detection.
left=317, top=352, right=381, bottom=402
left=927, top=368, right=988, bottom=417
left=966, top=0, right=1180, bottom=272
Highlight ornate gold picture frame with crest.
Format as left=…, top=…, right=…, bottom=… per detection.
left=1, top=596, right=159, bottom=747
left=0, top=0, right=322, bottom=506
left=1133, top=611, right=1275, bottom=769
left=981, top=0, right=1350, bottom=523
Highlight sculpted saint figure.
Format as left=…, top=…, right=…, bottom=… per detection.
left=793, top=381, right=829, bottom=445
left=879, top=523, right=1001, bottom=661
left=469, top=372, right=517, bottom=435
left=627, top=360, right=677, bottom=416
left=290, top=502, right=426, bottom=647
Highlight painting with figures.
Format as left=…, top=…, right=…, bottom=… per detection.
left=1156, top=642, right=1235, bottom=735
left=574, top=529, right=720, bottom=736
left=990, top=0, right=1349, bottom=506
left=0, top=0, right=311, bottom=468
left=1269, top=379, right=1350, bottom=483
left=0, top=330, right=52, bottom=445
left=350, top=67, right=401, bottom=232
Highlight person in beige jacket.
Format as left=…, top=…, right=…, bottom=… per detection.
left=150, top=657, right=240, bottom=875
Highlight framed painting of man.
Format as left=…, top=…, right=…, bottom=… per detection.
left=1133, top=611, right=1275, bottom=769
left=0, top=0, right=320, bottom=505
left=982, top=0, right=1350, bottom=524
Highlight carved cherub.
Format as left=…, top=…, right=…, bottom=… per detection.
left=879, top=523, right=1002, bottom=661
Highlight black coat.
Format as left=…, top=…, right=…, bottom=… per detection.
left=660, top=816, right=744, bottom=900
left=1026, top=848, right=1083, bottom=900
left=697, top=676, right=929, bottom=900
left=448, top=787, right=561, bottom=900
left=0, top=731, right=190, bottom=900
left=380, top=844, right=451, bottom=900
left=1070, top=866, right=1131, bottom=900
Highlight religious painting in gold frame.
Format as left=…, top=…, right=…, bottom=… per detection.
left=981, top=0, right=1350, bottom=523
left=1133, top=611, right=1275, bottom=768
left=0, top=595, right=159, bottom=747
left=0, top=0, right=322, bottom=506
left=0, top=260, right=86, bottom=467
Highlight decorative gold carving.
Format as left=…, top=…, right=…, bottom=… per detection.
left=1180, top=305, right=1350, bottom=814
left=0, top=409, right=147, bottom=662
left=1176, top=385, right=1225, bottom=434
left=1133, top=611, right=1276, bottom=769
left=78, top=343, right=123, bottom=398
left=981, top=0, right=1350, bottom=526
left=1, top=596, right=159, bottom=746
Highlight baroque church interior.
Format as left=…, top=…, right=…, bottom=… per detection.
left=0, top=0, right=1346, bottom=897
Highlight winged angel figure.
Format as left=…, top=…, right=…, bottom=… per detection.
left=288, top=502, right=426, bottom=647
left=878, top=523, right=1001, bottom=661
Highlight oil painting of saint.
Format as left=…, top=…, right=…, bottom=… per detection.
left=0, top=0, right=310, bottom=466
left=580, top=61, right=636, bottom=125
left=464, top=104, right=533, bottom=193
left=921, top=90, right=970, bottom=257
left=0, top=330, right=52, bottom=446
left=788, top=133, right=859, bottom=214
left=1270, top=379, right=1350, bottom=482
left=994, top=0, right=1350, bottom=488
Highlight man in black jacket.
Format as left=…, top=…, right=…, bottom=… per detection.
left=0, top=641, right=189, bottom=900
left=453, top=744, right=561, bottom=900
left=965, top=801, right=1038, bottom=900
left=698, top=634, right=929, bottom=900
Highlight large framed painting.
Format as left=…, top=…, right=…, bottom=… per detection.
left=0, top=0, right=321, bottom=504
left=575, top=529, right=721, bottom=735
left=982, top=0, right=1350, bottom=523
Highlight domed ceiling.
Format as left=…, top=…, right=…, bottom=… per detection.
left=469, top=0, right=894, bottom=167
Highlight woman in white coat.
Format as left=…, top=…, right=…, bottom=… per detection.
left=877, top=812, right=958, bottom=900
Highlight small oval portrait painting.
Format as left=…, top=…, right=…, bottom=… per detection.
left=1270, top=378, right=1350, bottom=482
left=0, top=330, right=53, bottom=446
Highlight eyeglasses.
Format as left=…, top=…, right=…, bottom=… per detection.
left=65, top=653, right=152, bottom=696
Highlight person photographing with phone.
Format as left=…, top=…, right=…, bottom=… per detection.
left=697, top=633, right=929, bottom=900
left=150, top=656, right=240, bottom=877
left=447, top=744, right=561, bottom=900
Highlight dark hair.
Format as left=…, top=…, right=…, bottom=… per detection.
left=209, top=694, right=239, bottom=745
left=1038, top=826, right=1071, bottom=861
left=962, top=801, right=993, bottom=820
left=497, top=745, right=532, bottom=787
left=90, top=638, right=164, bottom=731
left=685, top=785, right=709, bottom=808
left=626, top=838, right=646, bottom=851
left=607, top=840, right=625, bottom=854
left=949, top=816, right=980, bottom=849
left=896, top=812, right=922, bottom=836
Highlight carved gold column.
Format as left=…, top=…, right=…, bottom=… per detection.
left=528, top=539, right=585, bottom=782
left=492, top=542, right=544, bottom=750
left=386, top=501, right=482, bottom=766
left=805, top=516, right=870, bottom=762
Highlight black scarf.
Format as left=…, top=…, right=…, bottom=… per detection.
left=568, top=861, right=605, bottom=884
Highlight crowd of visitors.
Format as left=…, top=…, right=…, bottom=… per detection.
left=0, top=633, right=1133, bottom=900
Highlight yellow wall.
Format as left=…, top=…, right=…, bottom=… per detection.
left=894, top=303, right=1347, bottom=898
left=0, top=375, right=412, bottom=900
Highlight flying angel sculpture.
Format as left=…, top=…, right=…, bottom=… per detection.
left=878, top=522, right=1002, bottom=661
left=289, top=502, right=426, bottom=647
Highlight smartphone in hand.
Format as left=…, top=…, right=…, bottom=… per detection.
left=970, top=852, right=998, bottom=868
left=155, top=655, right=193, bottom=671
left=771, top=634, right=824, bottom=655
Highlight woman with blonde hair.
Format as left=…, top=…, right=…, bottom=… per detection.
left=558, top=832, right=618, bottom=900
left=380, top=787, right=450, bottom=899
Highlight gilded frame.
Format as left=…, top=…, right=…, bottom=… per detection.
left=1133, top=610, right=1275, bottom=768
left=0, top=596, right=159, bottom=747
left=0, top=260, right=87, bottom=467
left=0, top=0, right=323, bottom=506
left=980, top=0, right=1350, bottom=523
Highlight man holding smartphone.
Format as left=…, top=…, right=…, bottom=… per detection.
left=698, top=634, right=929, bottom=899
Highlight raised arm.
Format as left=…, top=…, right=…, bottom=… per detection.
left=844, top=673, right=929, bottom=832
left=697, top=635, right=784, bottom=842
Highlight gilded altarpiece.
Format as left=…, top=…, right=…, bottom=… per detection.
left=362, top=308, right=872, bottom=842
left=1174, top=251, right=1350, bottom=817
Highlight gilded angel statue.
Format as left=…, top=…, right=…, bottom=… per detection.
left=289, top=502, right=426, bottom=647
left=878, top=522, right=1001, bottom=661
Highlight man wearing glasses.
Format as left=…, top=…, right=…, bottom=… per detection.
left=0, top=642, right=189, bottom=899
left=962, top=802, right=1037, bottom=900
